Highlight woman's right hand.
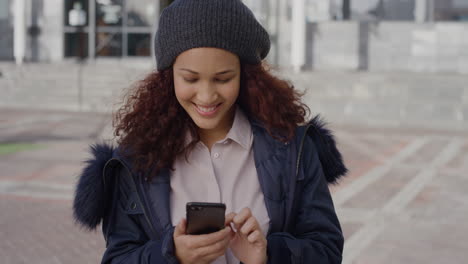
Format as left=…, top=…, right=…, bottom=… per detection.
left=173, top=218, right=233, bottom=264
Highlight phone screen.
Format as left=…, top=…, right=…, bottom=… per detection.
left=186, top=202, right=226, bottom=235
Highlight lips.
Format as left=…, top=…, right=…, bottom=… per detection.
left=193, top=103, right=222, bottom=116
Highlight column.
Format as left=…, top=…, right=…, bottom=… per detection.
left=414, top=0, right=427, bottom=22
left=88, top=0, right=96, bottom=59
left=427, top=0, right=435, bottom=22
left=291, top=0, right=306, bottom=72
left=13, top=0, right=26, bottom=65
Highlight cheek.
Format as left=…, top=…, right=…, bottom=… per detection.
left=224, top=81, right=240, bottom=102
left=174, top=81, right=194, bottom=103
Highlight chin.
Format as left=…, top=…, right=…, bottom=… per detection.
left=192, top=119, right=220, bottom=130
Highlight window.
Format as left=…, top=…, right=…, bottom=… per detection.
left=0, top=0, right=9, bottom=19
left=64, top=0, right=155, bottom=58
left=64, top=0, right=89, bottom=57
left=0, top=0, right=13, bottom=60
left=96, top=0, right=123, bottom=27
left=351, top=0, right=416, bottom=21
left=349, top=0, right=468, bottom=22
left=127, top=0, right=155, bottom=27
left=65, top=32, right=88, bottom=57
left=434, top=0, right=468, bottom=21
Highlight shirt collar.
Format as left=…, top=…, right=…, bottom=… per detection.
left=225, top=106, right=252, bottom=149
left=183, top=106, right=253, bottom=149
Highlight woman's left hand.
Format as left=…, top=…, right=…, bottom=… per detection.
left=227, top=208, right=267, bottom=264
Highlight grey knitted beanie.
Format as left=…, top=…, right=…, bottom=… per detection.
left=154, top=0, right=271, bottom=70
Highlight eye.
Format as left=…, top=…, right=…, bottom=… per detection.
left=184, top=78, right=198, bottom=83
left=216, top=78, right=232, bottom=83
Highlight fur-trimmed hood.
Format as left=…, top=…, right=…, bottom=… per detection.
left=73, top=116, right=347, bottom=230
left=306, top=115, right=348, bottom=184
left=73, top=143, right=116, bottom=230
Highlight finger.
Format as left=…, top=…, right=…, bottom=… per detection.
left=196, top=232, right=232, bottom=258
left=201, top=245, right=230, bottom=264
left=174, top=218, right=186, bottom=237
left=201, top=251, right=224, bottom=263
left=240, top=216, right=259, bottom=236
left=233, top=207, right=252, bottom=230
left=225, top=212, right=236, bottom=226
left=225, top=212, right=237, bottom=233
left=189, top=226, right=232, bottom=248
left=247, top=230, right=262, bottom=243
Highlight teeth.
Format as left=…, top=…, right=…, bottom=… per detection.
left=197, top=105, right=217, bottom=113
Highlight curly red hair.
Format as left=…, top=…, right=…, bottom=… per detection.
left=114, top=63, right=309, bottom=180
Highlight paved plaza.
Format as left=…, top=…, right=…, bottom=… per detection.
left=0, top=107, right=467, bottom=264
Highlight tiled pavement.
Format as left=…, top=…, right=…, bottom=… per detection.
left=0, top=107, right=467, bottom=264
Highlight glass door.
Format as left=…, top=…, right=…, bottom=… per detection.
left=64, top=0, right=156, bottom=58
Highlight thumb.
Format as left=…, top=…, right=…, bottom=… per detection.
left=174, top=218, right=187, bottom=237
left=225, top=212, right=236, bottom=226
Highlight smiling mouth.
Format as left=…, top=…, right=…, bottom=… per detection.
left=193, top=103, right=222, bottom=115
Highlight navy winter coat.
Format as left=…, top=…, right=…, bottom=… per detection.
left=73, top=117, right=347, bottom=264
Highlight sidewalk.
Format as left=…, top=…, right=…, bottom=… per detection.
left=0, top=107, right=467, bottom=264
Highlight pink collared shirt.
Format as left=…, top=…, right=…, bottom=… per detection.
left=170, top=107, right=270, bottom=264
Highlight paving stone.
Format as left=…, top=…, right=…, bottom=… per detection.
left=1, top=107, right=467, bottom=264
left=354, top=220, right=468, bottom=264
left=347, top=100, right=402, bottom=120
left=444, top=140, right=468, bottom=171
left=354, top=171, right=468, bottom=264
left=341, top=222, right=363, bottom=241
left=342, top=167, right=420, bottom=209
left=27, top=163, right=83, bottom=185
left=0, top=197, right=104, bottom=264
left=0, top=158, right=51, bottom=181
left=402, top=139, right=449, bottom=165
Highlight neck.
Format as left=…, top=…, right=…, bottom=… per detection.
left=198, top=108, right=236, bottom=151
left=199, top=130, right=227, bottom=151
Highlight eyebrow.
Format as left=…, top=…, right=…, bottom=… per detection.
left=179, top=68, right=235, bottom=75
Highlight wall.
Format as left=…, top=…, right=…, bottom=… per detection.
left=299, top=21, right=468, bottom=73
left=369, top=22, right=468, bottom=73
left=1, top=62, right=467, bottom=130
left=306, top=21, right=360, bottom=70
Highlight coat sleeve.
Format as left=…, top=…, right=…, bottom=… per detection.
left=266, top=136, right=344, bottom=264
left=101, top=166, right=179, bottom=264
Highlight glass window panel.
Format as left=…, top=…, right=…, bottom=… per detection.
left=65, top=32, right=88, bottom=57
left=434, top=0, right=468, bottom=21
left=64, top=0, right=89, bottom=26
left=127, top=0, right=156, bottom=27
left=96, top=32, right=122, bottom=56
left=0, top=0, right=9, bottom=19
left=128, top=33, right=151, bottom=56
left=355, top=0, right=415, bottom=21
left=96, top=0, right=123, bottom=27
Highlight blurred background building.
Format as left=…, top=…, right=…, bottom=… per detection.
left=1, top=0, right=468, bottom=71
left=2, top=3, right=468, bottom=264
left=0, top=0, right=467, bottom=129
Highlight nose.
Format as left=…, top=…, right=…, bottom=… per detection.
left=196, top=82, right=218, bottom=104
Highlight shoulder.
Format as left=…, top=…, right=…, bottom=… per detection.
left=295, top=115, right=348, bottom=184
left=250, top=116, right=347, bottom=184
left=73, top=142, right=127, bottom=230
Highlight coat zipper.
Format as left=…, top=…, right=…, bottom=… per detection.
left=289, top=125, right=312, bottom=264
left=103, top=158, right=158, bottom=238
left=296, top=124, right=312, bottom=178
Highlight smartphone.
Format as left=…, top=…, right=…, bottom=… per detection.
left=186, top=202, right=226, bottom=235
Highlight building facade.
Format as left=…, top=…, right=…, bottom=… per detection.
left=0, top=0, right=168, bottom=62
left=1, top=0, right=467, bottom=70
left=0, top=0, right=14, bottom=60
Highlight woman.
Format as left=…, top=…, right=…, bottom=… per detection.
left=73, top=0, right=347, bottom=263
